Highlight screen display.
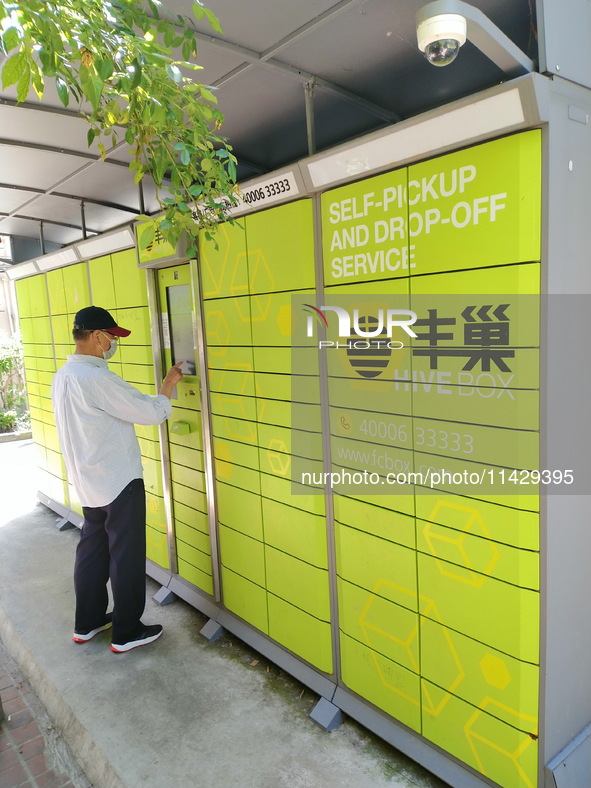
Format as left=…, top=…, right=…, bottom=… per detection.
left=166, top=284, right=196, bottom=375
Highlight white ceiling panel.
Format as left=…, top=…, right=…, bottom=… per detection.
left=214, top=64, right=313, bottom=148
left=0, top=216, right=81, bottom=245
left=190, top=38, right=254, bottom=83
left=55, top=163, right=142, bottom=208
left=177, top=0, right=346, bottom=53
left=0, top=103, right=100, bottom=154
left=12, top=194, right=135, bottom=233
left=0, top=144, right=91, bottom=190
left=0, top=187, right=37, bottom=214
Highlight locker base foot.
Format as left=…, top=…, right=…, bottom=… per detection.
left=310, top=697, right=344, bottom=732
left=55, top=516, right=75, bottom=531
left=200, top=619, right=224, bottom=642
left=153, top=585, right=176, bottom=606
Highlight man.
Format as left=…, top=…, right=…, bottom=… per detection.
left=51, top=305, right=184, bottom=653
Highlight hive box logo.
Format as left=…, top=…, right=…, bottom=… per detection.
left=303, top=304, right=418, bottom=379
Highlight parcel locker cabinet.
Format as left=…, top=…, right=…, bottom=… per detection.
left=201, top=200, right=332, bottom=673
left=408, top=138, right=541, bottom=784
left=200, top=222, right=263, bottom=626
left=15, top=273, right=68, bottom=509
left=246, top=202, right=329, bottom=675
left=157, top=264, right=212, bottom=593
left=321, top=131, right=542, bottom=788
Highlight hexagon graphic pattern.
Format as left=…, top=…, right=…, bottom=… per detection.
left=423, top=501, right=500, bottom=588
left=214, top=440, right=233, bottom=481
left=250, top=294, right=273, bottom=325
left=356, top=582, right=464, bottom=714
left=464, top=701, right=537, bottom=788
left=200, top=225, right=229, bottom=298
left=276, top=304, right=292, bottom=336
left=419, top=597, right=465, bottom=716
left=216, top=367, right=252, bottom=398
left=200, top=227, right=250, bottom=299
left=249, top=248, right=276, bottom=295
left=230, top=251, right=249, bottom=297
left=205, top=310, right=230, bottom=353
left=234, top=292, right=255, bottom=324
left=480, top=654, right=512, bottom=691
left=265, top=439, right=291, bottom=476
left=218, top=399, right=258, bottom=444
left=359, top=581, right=419, bottom=674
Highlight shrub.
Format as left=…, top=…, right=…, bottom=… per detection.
left=0, top=335, right=29, bottom=432
left=0, top=409, right=17, bottom=433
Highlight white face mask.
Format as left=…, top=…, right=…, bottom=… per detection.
left=100, top=331, right=118, bottom=360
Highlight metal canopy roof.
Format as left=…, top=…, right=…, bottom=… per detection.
left=0, top=0, right=537, bottom=264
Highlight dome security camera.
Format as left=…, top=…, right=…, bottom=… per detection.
left=417, top=13, right=467, bottom=67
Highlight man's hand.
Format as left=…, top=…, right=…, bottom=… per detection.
left=159, top=361, right=185, bottom=400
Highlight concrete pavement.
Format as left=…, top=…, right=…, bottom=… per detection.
left=0, top=439, right=447, bottom=788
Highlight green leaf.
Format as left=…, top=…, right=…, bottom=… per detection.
left=163, top=27, right=174, bottom=47
left=192, top=2, right=205, bottom=21
left=2, top=51, right=26, bottom=90
left=199, top=86, right=217, bottom=103
left=125, top=128, right=135, bottom=145
left=98, top=142, right=107, bottom=160
left=180, top=148, right=190, bottom=165
left=87, top=128, right=98, bottom=147
left=134, top=168, right=145, bottom=184
left=38, top=49, right=57, bottom=77
left=171, top=168, right=181, bottom=188
left=2, top=27, right=20, bottom=53
left=32, top=68, right=44, bottom=99
left=131, top=61, right=142, bottom=90
left=138, top=224, right=155, bottom=250
left=203, top=8, right=223, bottom=34
left=182, top=39, right=193, bottom=62
left=165, top=64, right=182, bottom=83
left=148, top=1, right=161, bottom=18
left=96, top=58, right=114, bottom=81
left=54, top=76, right=68, bottom=107
left=80, top=68, right=103, bottom=111
left=16, top=66, right=31, bottom=102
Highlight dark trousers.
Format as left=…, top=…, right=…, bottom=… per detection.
left=75, top=478, right=146, bottom=644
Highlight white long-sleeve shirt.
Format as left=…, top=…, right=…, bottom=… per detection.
left=51, top=355, right=172, bottom=508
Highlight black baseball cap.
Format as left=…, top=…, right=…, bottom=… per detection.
left=73, top=306, right=131, bottom=338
